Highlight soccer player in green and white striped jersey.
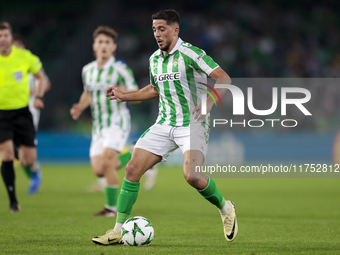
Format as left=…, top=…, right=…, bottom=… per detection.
left=92, top=10, right=238, bottom=244
left=70, top=26, right=139, bottom=217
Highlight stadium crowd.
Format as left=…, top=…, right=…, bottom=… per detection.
left=1, top=0, right=339, bottom=132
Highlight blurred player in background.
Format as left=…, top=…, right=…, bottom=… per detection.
left=0, top=22, right=47, bottom=212
left=92, top=9, right=237, bottom=245
left=71, top=26, right=141, bottom=217
left=91, top=143, right=158, bottom=192
left=12, top=34, right=51, bottom=194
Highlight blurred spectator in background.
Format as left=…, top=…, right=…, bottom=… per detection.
left=1, top=0, right=340, bottom=132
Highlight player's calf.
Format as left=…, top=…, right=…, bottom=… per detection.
left=19, top=146, right=36, bottom=167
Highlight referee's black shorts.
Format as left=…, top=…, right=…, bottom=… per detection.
left=0, top=106, right=36, bottom=147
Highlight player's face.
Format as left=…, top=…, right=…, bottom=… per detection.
left=152, top=19, right=178, bottom=52
left=93, top=34, right=117, bottom=60
left=0, top=29, right=13, bottom=52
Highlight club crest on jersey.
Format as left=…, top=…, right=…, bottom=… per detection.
left=182, top=42, right=192, bottom=47
left=13, top=71, right=23, bottom=83
left=154, top=72, right=181, bottom=83
left=173, top=59, right=178, bottom=67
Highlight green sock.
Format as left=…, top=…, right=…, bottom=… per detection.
left=197, top=177, right=226, bottom=209
left=118, top=152, right=132, bottom=169
left=21, top=163, right=32, bottom=179
left=105, top=186, right=119, bottom=207
left=116, top=179, right=140, bottom=224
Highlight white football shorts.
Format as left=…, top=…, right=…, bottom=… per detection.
left=90, top=122, right=130, bottom=157
left=28, top=101, right=40, bottom=130
left=134, top=122, right=209, bottom=162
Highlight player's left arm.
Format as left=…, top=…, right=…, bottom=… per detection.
left=33, top=68, right=48, bottom=109
left=192, top=67, right=230, bottom=121
left=116, top=85, right=139, bottom=104
left=209, top=66, right=231, bottom=101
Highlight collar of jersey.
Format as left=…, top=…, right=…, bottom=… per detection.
left=0, top=45, right=16, bottom=61
left=157, top=37, right=183, bottom=57
left=96, top=56, right=115, bottom=70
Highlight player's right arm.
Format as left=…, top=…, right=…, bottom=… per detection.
left=32, top=69, right=48, bottom=109
left=106, top=84, right=158, bottom=102
left=70, top=90, right=91, bottom=120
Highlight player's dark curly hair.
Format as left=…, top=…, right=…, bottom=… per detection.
left=152, top=9, right=180, bottom=25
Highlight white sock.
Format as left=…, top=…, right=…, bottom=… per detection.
left=105, top=205, right=117, bottom=211
left=30, top=162, right=40, bottom=172
left=114, top=223, right=123, bottom=230
left=98, top=177, right=107, bottom=187
left=219, top=201, right=229, bottom=214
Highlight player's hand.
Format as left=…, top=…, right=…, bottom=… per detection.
left=106, top=87, right=125, bottom=102
left=192, top=101, right=213, bottom=122
left=70, top=104, right=81, bottom=120
left=33, top=98, right=44, bottom=109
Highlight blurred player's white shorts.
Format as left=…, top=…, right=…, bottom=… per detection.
left=28, top=105, right=40, bottom=130
left=90, top=125, right=130, bottom=157
left=134, top=122, right=209, bottom=162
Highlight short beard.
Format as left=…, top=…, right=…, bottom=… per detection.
left=0, top=45, right=11, bottom=54
left=159, top=41, right=171, bottom=52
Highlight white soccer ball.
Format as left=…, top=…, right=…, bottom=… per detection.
left=121, top=216, right=154, bottom=246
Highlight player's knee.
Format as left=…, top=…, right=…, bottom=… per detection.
left=0, top=151, right=14, bottom=161
left=0, top=145, right=14, bottom=161
left=125, top=160, right=141, bottom=182
left=94, top=171, right=104, bottom=178
left=19, top=147, right=36, bottom=167
left=93, top=162, right=106, bottom=176
left=125, top=161, right=136, bottom=175
left=21, top=156, right=35, bottom=167
left=184, top=175, right=197, bottom=187
left=183, top=171, right=201, bottom=188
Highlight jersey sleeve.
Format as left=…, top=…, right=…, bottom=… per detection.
left=193, top=52, right=219, bottom=76
left=81, top=66, right=88, bottom=90
left=117, top=65, right=138, bottom=91
left=149, top=67, right=157, bottom=87
left=27, top=51, right=42, bottom=75
left=182, top=44, right=219, bottom=76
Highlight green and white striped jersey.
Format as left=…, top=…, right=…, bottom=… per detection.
left=149, top=38, right=219, bottom=127
left=82, top=56, right=138, bottom=134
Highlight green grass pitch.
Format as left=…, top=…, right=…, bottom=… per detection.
left=0, top=163, right=339, bottom=254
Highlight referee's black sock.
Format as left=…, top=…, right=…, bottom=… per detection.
left=1, top=161, right=18, bottom=206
